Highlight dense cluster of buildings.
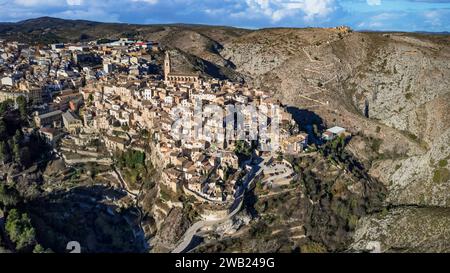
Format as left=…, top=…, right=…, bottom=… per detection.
left=0, top=37, right=311, bottom=203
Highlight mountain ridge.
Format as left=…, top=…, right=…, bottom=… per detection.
left=2, top=17, right=449, bottom=35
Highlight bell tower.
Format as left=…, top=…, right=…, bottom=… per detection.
left=164, top=51, right=171, bottom=82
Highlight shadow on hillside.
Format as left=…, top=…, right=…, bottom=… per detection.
left=287, top=106, right=325, bottom=144
left=25, top=185, right=146, bottom=253
left=286, top=107, right=324, bottom=130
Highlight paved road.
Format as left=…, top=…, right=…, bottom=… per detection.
left=171, top=157, right=269, bottom=253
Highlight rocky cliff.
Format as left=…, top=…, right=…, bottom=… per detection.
left=2, top=18, right=449, bottom=252
left=216, top=28, right=450, bottom=252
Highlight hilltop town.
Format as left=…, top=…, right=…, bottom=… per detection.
left=0, top=36, right=318, bottom=195
left=0, top=36, right=355, bottom=253
left=0, top=17, right=448, bottom=254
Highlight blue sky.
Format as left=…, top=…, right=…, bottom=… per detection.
left=0, top=0, right=449, bottom=32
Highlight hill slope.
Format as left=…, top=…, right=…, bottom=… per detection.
left=218, top=28, right=450, bottom=252
left=1, top=17, right=449, bottom=252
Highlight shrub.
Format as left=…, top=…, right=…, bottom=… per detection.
left=433, top=168, right=450, bottom=184
left=118, top=150, right=145, bottom=169
left=5, top=209, right=36, bottom=251
left=347, top=215, right=359, bottom=230
left=0, top=184, right=19, bottom=207
left=371, top=138, right=383, bottom=153
left=250, top=221, right=270, bottom=239
left=300, top=242, right=327, bottom=253
left=234, top=140, right=253, bottom=157
left=33, top=244, right=46, bottom=253
left=438, top=159, right=448, bottom=168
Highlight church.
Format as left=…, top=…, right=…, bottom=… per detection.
left=164, top=51, right=200, bottom=86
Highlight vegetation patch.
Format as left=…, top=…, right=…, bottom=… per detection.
left=370, top=138, right=383, bottom=153
left=5, top=209, right=37, bottom=252
left=433, top=168, right=450, bottom=184
left=300, top=241, right=327, bottom=253
left=0, top=99, right=51, bottom=167
left=438, top=159, right=448, bottom=168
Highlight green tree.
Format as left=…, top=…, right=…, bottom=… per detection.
left=13, top=143, right=20, bottom=163
left=12, top=130, right=22, bottom=163
left=331, top=135, right=345, bottom=154
left=5, top=209, right=36, bottom=251
left=0, top=141, right=11, bottom=163
left=118, top=150, right=146, bottom=169
left=0, top=120, right=7, bottom=139
left=13, top=129, right=22, bottom=144
left=19, top=147, right=31, bottom=166
left=0, top=100, right=13, bottom=115
left=33, top=244, right=47, bottom=253
left=234, top=140, right=252, bottom=157
left=0, top=184, right=19, bottom=208
left=16, top=96, right=28, bottom=122
left=140, top=129, right=149, bottom=139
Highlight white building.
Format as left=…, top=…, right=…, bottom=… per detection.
left=143, top=88, right=154, bottom=100
left=322, top=126, right=346, bottom=141
left=1, top=76, right=14, bottom=86
left=103, top=63, right=114, bottom=74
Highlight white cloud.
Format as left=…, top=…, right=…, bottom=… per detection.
left=54, top=7, right=120, bottom=22
left=130, top=0, right=158, bottom=4
left=14, top=0, right=61, bottom=6
left=66, top=0, right=83, bottom=6
left=14, top=0, right=156, bottom=8
left=424, top=10, right=442, bottom=26
left=367, top=0, right=381, bottom=6
left=243, top=0, right=336, bottom=22
left=371, top=12, right=398, bottom=21
left=298, top=0, right=336, bottom=20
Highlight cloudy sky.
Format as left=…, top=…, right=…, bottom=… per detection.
left=0, top=0, right=449, bottom=32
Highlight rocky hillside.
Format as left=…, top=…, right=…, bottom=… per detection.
left=2, top=17, right=449, bottom=252
left=218, top=28, right=450, bottom=252
left=173, top=26, right=449, bottom=252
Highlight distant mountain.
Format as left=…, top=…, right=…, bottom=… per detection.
left=0, top=16, right=250, bottom=44
left=0, top=17, right=101, bottom=43
left=358, top=29, right=450, bottom=35
left=0, top=17, right=250, bottom=80
left=416, top=31, right=450, bottom=35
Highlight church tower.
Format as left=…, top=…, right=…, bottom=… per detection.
left=164, top=51, right=171, bottom=82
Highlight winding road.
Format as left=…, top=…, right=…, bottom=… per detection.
left=171, top=157, right=270, bottom=253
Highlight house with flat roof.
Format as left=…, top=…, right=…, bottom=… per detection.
left=322, top=126, right=346, bottom=141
